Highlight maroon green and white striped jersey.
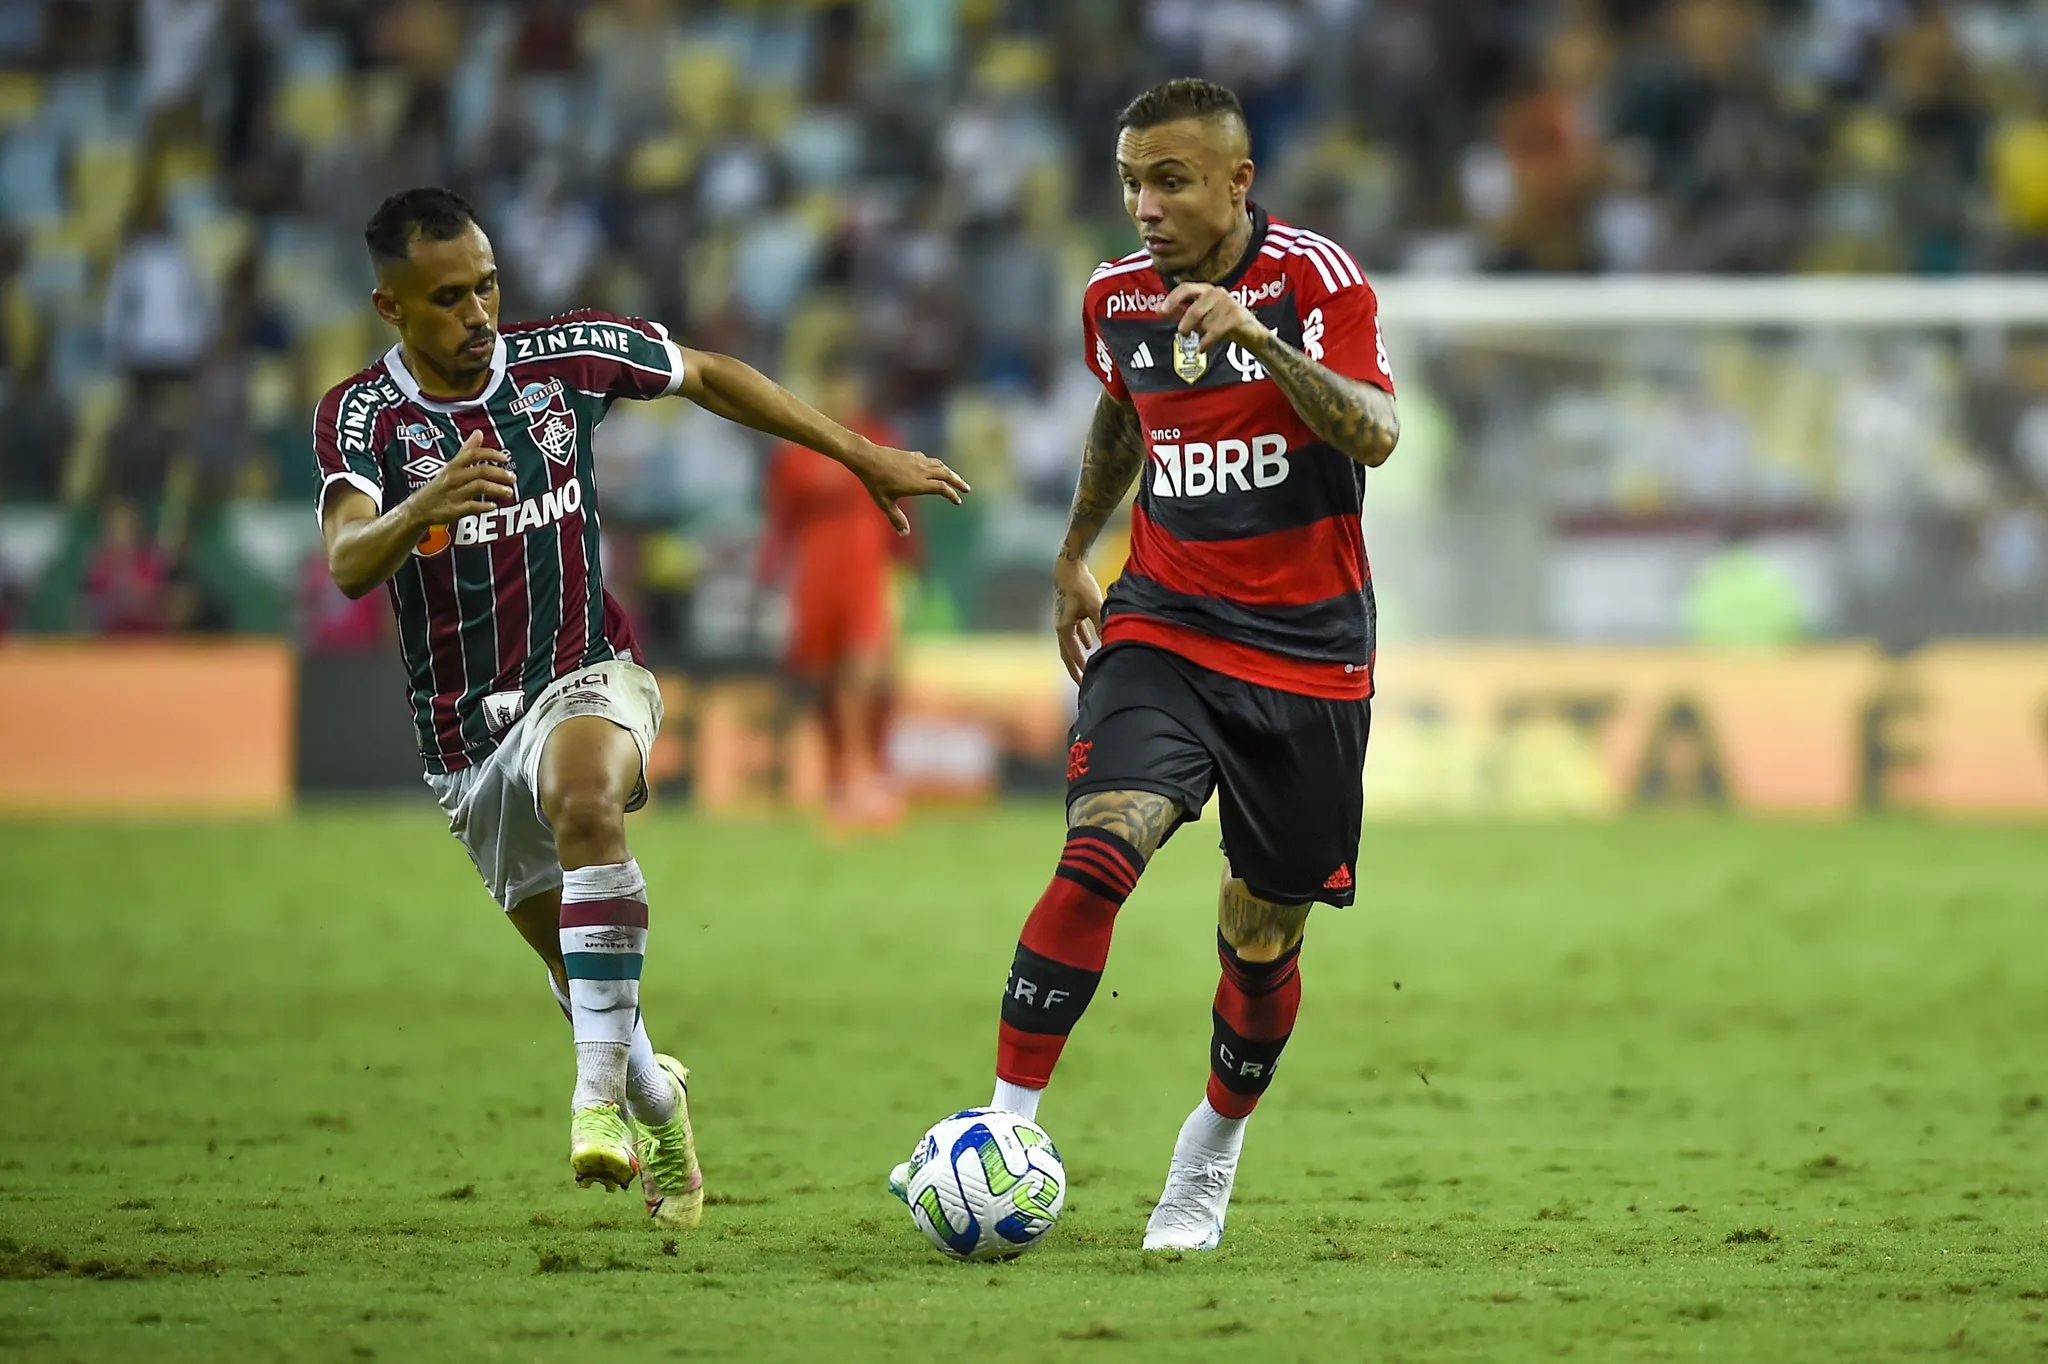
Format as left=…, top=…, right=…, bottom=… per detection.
left=312, top=310, right=684, bottom=773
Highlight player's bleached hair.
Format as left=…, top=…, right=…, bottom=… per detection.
left=1116, top=78, right=1247, bottom=135
left=363, top=187, right=478, bottom=265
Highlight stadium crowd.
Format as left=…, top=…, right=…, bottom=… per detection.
left=1, top=0, right=2047, bottom=644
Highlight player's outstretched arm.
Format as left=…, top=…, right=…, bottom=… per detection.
left=677, top=348, right=969, bottom=536
left=1159, top=282, right=1399, bottom=469
left=1053, top=392, right=1146, bottom=682
left=322, top=432, right=516, bottom=598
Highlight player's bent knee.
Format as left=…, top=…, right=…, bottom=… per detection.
left=544, top=786, right=627, bottom=856
left=1217, top=879, right=1310, bottom=962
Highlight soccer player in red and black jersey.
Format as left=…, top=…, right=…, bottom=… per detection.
left=896, top=80, right=1399, bottom=1249
left=317, top=188, right=967, bottom=1224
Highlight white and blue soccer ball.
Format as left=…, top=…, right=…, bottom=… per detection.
left=903, top=1109, right=1066, bottom=1261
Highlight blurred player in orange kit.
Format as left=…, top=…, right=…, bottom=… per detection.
left=760, top=351, right=917, bottom=831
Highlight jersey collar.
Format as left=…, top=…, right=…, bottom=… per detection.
left=1161, top=203, right=1270, bottom=294
left=382, top=336, right=509, bottom=411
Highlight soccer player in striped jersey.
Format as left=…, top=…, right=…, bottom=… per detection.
left=890, top=79, right=1398, bottom=1249
left=317, top=188, right=968, bottom=1224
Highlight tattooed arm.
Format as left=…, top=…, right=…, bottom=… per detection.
left=1053, top=392, right=1147, bottom=683
left=1059, top=392, right=1147, bottom=562
left=1240, top=330, right=1400, bottom=469
left=1159, top=281, right=1400, bottom=469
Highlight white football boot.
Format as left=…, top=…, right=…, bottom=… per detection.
left=1142, top=1156, right=1237, bottom=1250
left=1141, top=1102, right=1244, bottom=1251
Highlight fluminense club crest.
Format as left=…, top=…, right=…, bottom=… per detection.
left=513, top=379, right=577, bottom=464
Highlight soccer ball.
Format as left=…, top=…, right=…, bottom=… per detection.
left=903, top=1109, right=1066, bottom=1261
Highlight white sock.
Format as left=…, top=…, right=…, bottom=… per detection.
left=625, top=1022, right=677, bottom=1126
left=546, top=970, right=674, bottom=1123
left=992, top=1080, right=1043, bottom=1121
left=1176, top=1098, right=1247, bottom=1164
left=573, top=1040, right=628, bottom=1112
left=560, top=860, right=649, bottom=1112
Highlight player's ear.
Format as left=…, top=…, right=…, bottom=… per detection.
left=371, top=286, right=402, bottom=330
left=1231, top=157, right=1256, bottom=207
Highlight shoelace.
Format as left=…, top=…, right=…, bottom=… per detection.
left=576, top=1105, right=629, bottom=1140
left=643, top=1123, right=695, bottom=1191
left=1156, top=1160, right=1233, bottom=1227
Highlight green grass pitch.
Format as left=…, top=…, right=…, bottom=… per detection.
left=1, top=807, right=2045, bottom=1362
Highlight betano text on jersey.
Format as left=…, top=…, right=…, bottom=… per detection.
left=312, top=310, right=683, bottom=772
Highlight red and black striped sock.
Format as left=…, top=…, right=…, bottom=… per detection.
left=994, top=826, right=1146, bottom=1089
left=1207, top=932, right=1303, bottom=1119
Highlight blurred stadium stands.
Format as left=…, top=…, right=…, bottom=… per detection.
left=2, top=0, right=2047, bottom=657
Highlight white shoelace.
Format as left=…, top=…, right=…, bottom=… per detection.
left=1154, top=1159, right=1234, bottom=1230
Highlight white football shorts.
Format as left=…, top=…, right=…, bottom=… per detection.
left=424, top=658, right=664, bottom=911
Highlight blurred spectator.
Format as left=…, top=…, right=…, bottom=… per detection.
left=80, top=499, right=173, bottom=635
left=1002, top=348, right=1100, bottom=508
left=1975, top=488, right=2048, bottom=595
left=102, top=178, right=215, bottom=410
left=183, top=244, right=293, bottom=501
left=0, top=2, right=47, bottom=67
left=0, top=562, right=18, bottom=639
left=1684, top=527, right=1809, bottom=647
left=373, top=0, right=464, bottom=94
left=140, top=0, right=229, bottom=136
left=883, top=0, right=964, bottom=95
left=100, top=391, right=182, bottom=504
left=0, top=341, right=72, bottom=501
left=498, top=160, right=604, bottom=316
left=163, top=542, right=233, bottom=633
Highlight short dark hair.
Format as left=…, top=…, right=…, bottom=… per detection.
left=363, top=187, right=478, bottom=265
left=1116, top=78, right=1246, bottom=135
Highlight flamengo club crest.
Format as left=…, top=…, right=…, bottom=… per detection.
left=512, top=378, right=577, bottom=463
left=1173, top=331, right=1208, bottom=384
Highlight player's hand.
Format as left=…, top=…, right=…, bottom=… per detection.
left=1053, top=555, right=1104, bottom=685
left=410, top=432, right=517, bottom=525
left=844, top=438, right=972, bottom=537
left=1158, top=282, right=1268, bottom=355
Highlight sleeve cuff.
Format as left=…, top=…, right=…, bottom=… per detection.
left=660, top=339, right=685, bottom=397
left=317, top=470, right=383, bottom=527
left=645, top=319, right=685, bottom=397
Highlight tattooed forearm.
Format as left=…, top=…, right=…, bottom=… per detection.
left=1244, top=332, right=1399, bottom=468
left=1060, top=393, right=1147, bottom=561
left=1218, top=876, right=1311, bottom=961
left=1068, top=789, right=1183, bottom=860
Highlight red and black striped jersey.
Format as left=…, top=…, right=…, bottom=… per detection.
left=312, top=310, right=684, bottom=773
left=1081, top=206, right=1393, bottom=700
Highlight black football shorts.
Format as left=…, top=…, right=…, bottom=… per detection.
left=1065, top=643, right=1369, bottom=908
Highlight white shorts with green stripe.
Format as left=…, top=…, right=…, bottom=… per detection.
left=425, top=659, right=665, bottom=911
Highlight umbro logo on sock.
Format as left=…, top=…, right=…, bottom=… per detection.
left=582, top=928, right=637, bottom=949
